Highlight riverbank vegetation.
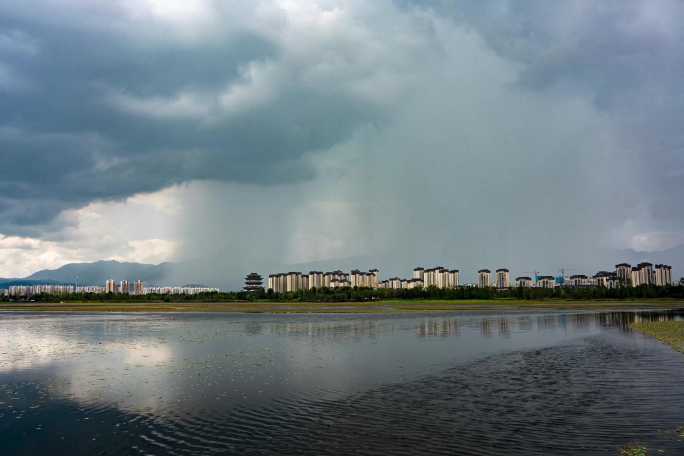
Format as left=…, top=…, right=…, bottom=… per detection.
left=2, top=285, right=683, bottom=304
left=1, top=299, right=683, bottom=314
left=619, top=444, right=648, bottom=456
left=631, top=321, right=684, bottom=353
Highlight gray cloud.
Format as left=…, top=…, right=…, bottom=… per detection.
left=422, top=1, right=684, bottom=226
left=0, top=1, right=428, bottom=234
left=1, top=0, right=683, bottom=283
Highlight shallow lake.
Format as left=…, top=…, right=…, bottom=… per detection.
left=1, top=309, right=684, bottom=455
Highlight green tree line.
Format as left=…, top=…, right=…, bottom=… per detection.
left=2, top=285, right=683, bottom=303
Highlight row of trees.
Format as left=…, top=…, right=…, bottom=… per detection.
left=260, top=285, right=684, bottom=302
left=3, top=285, right=684, bottom=303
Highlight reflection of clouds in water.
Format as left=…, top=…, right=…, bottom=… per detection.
left=0, top=320, right=178, bottom=414
left=0, top=327, right=81, bottom=372
left=64, top=341, right=176, bottom=414
left=2, top=311, right=682, bottom=420
left=105, top=341, right=173, bottom=366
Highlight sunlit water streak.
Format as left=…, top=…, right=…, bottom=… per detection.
left=1, top=309, right=683, bottom=455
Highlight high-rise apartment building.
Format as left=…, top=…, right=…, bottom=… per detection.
left=615, top=263, right=632, bottom=285
left=105, top=279, right=116, bottom=293
left=495, top=268, right=510, bottom=289
left=654, top=264, right=673, bottom=286
left=369, top=269, right=380, bottom=288
left=477, top=269, right=491, bottom=288
left=134, top=280, right=144, bottom=295
left=632, top=262, right=654, bottom=287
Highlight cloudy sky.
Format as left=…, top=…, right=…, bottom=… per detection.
left=1, top=0, right=683, bottom=285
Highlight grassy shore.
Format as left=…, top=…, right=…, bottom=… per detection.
left=1, top=299, right=683, bottom=314
left=631, top=320, right=684, bottom=353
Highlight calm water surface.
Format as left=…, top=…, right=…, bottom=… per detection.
left=1, top=309, right=684, bottom=455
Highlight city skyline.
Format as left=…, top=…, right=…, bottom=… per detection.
left=3, top=259, right=678, bottom=297
left=266, top=261, right=675, bottom=293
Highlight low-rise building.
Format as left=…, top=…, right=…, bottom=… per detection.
left=568, top=274, right=589, bottom=288
left=407, top=278, right=424, bottom=289
left=593, top=271, right=619, bottom=288
left=516, top=276, right=533, bottom=288
left=537, top=276, right=555, bottom=289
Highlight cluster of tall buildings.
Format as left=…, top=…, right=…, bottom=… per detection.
left=512, top=262, right=674, bottom=289
left=267, top=261, right=676, bottom=292
left=143, top=286, right=219, bottom=295
left=2, top=281, right=219, bottom=298
left=268, top=270, right=381, bottom=293
left=381, top=267, right=461, bottom=290
left=4, top=284, right=105, bottom=297
left=104, top=279, right=218, bottom=295
left=105, top=279, right=145, bottom=295
left=476, top=269, right=512, bottom=288
left=268, top=266, right=464, bottom=292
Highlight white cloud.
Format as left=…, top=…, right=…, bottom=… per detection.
left=0, top=30, right=39, bottom=56
left=111, top=239, right=179, bottom=264
left=107, top=0, right=438, bottom=123
left=628, top=231, right=684, bottom=252
left=219, top=60, right=280, bottom=114
left=0, top=322, right=176, bottom=414
left=107, top=90, right=212, bottom=120
left=0, top=187, right=185, bottom=277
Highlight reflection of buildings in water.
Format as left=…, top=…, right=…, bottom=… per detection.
left=569, top=313, right=594, bottom=330
left=480, top=319, right=494, bottom=337
left=516, top=317, right=533, bottom=332
left=595, top=311, right=679, bottom=331
left=630, top=311, right=679, bottom=326
left=244, top=321, right=264, bottom=336
left=537, top=315, right=561, bottom=330
left=415, top=319, right=460, bottom=338
left=269, top=320, right=383, bottom=340
left=596, top=312, right=637, bottom=330
left=497, top=318, right=511, bottom=338
left=263, top=310, right=683, bottom=342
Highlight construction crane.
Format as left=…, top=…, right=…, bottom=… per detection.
left=521, top=271, right=541, bottom=285
left=556, top=268, right=577, bottom=286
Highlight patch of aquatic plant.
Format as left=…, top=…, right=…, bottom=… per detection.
left=632, top=321, right=684, bottom=353
left=619, top=444, right=648, bottom=456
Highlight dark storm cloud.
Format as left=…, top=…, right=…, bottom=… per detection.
left=0, top=5, right=390, bottom=234
left=2, top=0, right=684, bottom=268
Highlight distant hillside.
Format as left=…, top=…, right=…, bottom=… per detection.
left=0, top=279, right=62, bottom=290
left=25, top=260, right=175, bottom=286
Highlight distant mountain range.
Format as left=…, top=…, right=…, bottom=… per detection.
left=0, top=260, right=176, bottom=289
